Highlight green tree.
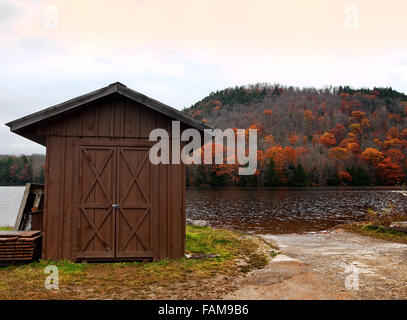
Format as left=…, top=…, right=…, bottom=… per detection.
left=347, top=167, right=371, bottom=186
left=194, top=165, right=208, bottom=186
left=237, top=175, right=248, bottom=186
left=264, top=159, right=280, bottom=186
left=208, top=166, right=228, bottom=186
left=247, top=174, right=258, bottom=187
left=287, top=164, right=309, bottom=187
left=327, top=174, right=340, bottom=186
left=34, top=166, right=45, bottom=184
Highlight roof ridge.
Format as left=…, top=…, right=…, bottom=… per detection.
left=6, top=83, right=213, bottom=142
left=109, top=82, right=127, bottom=88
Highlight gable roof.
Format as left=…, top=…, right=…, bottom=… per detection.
left=6, top=82, right=213, bottom=140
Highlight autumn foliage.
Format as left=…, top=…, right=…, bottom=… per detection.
left=319, top=132, right=336, bottom=147
left=0, top=155, right=45, bottom=185
left=185, top=84, right=407, bottom=186
left=361, top=148, right=383, bottom=165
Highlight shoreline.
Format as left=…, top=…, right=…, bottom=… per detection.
left=227, top=227, right=407, bottom=300
left=0, top=223, right=406, bottom=299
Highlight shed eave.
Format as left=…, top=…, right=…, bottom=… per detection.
left=6, top=85, right=117, bottom=132
left=6, top=82, right=213, bottom=135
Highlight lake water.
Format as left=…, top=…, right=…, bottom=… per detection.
left=1, top=186, right=406, bottom=234
left=0, top=186, right=25, bottom=227
left=186, top=187, right=407, bottom=234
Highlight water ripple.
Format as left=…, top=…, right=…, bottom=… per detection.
left=186, top=187, right=407, bottom=234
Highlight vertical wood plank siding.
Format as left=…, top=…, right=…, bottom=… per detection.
left=41, top=94, right=186, bottom=261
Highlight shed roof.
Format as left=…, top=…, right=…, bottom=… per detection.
left=6, top=82, right=212, bottom=144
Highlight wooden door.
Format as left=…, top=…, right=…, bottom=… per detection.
left=115, top=147, right=153, bottom=258
left=76, top=146, right=116, bottom=258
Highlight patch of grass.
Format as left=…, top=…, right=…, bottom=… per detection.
left=186, top=225, right=243, bottom=258
left=240, top=253, right=268, bottom=273
left=343, top=222, right=407, bottom=244
left=31, top=260, right=90, bottom=274
left=0, top=226, right=269, bottom=300
left=0, top=226, right=13, bottom=231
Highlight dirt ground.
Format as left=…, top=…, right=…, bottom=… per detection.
left=1, top=227, right=406, bottom=300
left=0, top=226, right=269, bottom=300
left=226, top=229, right=407, bottom=299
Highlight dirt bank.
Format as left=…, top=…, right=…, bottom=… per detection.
left=226, top=229, right=407, bottom=299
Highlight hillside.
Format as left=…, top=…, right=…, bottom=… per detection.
left=2, top=85, right=407, bottom=188
left=183, top=84, right=407, bottom=186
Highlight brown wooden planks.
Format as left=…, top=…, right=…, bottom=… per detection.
left=0, top=231, right=42, bottom=262
left=44, top=136, right=64, bottom=260
left=0, top=231, right=41, bottom=238
left=35, top=94, right=189, bottom=262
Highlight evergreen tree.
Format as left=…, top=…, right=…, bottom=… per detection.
left=237, top=175, right=248, bottom=186
left=195, top=165, right=208, bottom=186
left=264, top=159, right=280, bottom=186
left=287, top=164, right=309, bottom=187
left=327, top=175, right=340, bottom=186
left=35, top=166, right=45, bottom=184
left=247, top=174, right=258, bottom=187
left=208, top=166, right=228, bottom=186
left=347, top=167, right=371, bottom=186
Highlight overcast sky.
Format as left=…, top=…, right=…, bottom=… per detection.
left=1, top=0, right=407, bottom=154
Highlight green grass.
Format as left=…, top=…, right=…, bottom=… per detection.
left=343, top=222, right=407, bottom=244
left=0, top=225, right=269, bottom=300
left=0, top=226, right=13, bottom=231
left=186, top=226, right=236, bottom=257
left=29, top=259, right=89, bottom=274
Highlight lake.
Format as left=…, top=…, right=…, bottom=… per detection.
left=0, top=186, right=25, bottom=227
left=1, top=186, right=406, bottom=234
left=186, top=187, right=407, bottom=234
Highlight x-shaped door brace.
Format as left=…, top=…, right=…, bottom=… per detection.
left=119, top=207, right=150, bottom=251
left=119, top=149, right=150, bottom=204
left=80, top=148, right=114, bottom=252
left=80, top=206, right=112, bottom=252
left=81, top=149, right=114, bottom=203
left=118, top=149, right=151, bottom=251
left=79, top=147, right=152, bottom=253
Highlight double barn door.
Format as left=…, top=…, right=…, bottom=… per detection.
left=75, top=145, right=153, bottom=259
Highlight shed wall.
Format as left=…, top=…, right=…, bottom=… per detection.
left=42, top=94, right=185, bottom=261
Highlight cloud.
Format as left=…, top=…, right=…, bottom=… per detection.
left=0, top=1, right=20, bottom=25
left=0, top=121, right=45, bottom=154
left=0, top=0, right=407, bottom=154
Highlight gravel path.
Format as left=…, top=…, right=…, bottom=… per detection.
left=226, top=229, right=407, bottom=299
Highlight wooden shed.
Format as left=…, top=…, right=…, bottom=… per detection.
left=6, top=82, right=211, bottom=262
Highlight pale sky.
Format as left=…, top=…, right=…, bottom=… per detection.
left=1, top=0, right=407, bottom=154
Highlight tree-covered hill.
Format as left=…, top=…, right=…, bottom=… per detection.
left=184, top=84, right=407, bottom=187
left=2, top=85, right=407, bottom=187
